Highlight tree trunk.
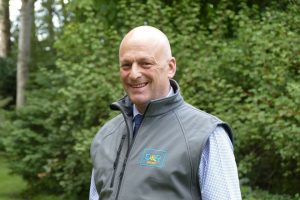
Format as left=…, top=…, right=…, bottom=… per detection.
left=45, top=0, right=54, bottom=40
left=0, top=0, right=10, bottom=58
left=16, top=0, right=34, bottom=108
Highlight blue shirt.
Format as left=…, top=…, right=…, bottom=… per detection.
left=89, top=88, right=242, bottom=200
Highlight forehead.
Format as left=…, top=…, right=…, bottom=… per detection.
left=119, top=38, right=160, bottom=61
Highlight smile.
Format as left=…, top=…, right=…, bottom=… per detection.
left=131, top=83, right=148, bottom=88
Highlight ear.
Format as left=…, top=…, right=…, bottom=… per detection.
left=167, top=57, right=176, bottom=79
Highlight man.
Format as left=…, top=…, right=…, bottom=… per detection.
left=89, top=25, right=241, bottom=200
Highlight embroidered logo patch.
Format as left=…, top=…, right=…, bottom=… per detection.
left=139, top=148, right=167, bottom=168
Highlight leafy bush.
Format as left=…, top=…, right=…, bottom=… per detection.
left=241, top=186, right=299, bottom=200
left=2, top=15, right=122, bottom=198
left=0, top=58, right=16, bottom=150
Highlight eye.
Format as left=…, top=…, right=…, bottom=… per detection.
left=121, top=63, right=132, bottom=69
left=141, top=62, right=153, bottom=68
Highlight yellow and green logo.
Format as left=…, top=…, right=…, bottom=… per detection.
left=139, top=148, right=167, bottom=168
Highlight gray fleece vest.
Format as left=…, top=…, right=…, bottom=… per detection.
left=91, top=80, right=233, bottom=200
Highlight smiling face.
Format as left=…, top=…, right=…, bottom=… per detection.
left=119, top=26, right=176, bottom=113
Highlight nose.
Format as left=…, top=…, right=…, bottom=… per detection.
left=129, top=62, right=142, bottom=79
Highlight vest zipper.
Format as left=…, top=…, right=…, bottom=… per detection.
left=116, top=117, right=142, bottom=200
left=115, top=144, right=132, bottom=200
left=115, top=123, right=143, bottom=200
left=110, top=134, right=126, bottom=188
left=115, top=110, right=148, bottom=200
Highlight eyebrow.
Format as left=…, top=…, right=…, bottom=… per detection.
left=139, top=57, right=156, bottom=63
left=120, top=56, right=157, bottom=63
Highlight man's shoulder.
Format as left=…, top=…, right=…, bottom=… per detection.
left=93, top=114, right=124, bottom=140
left=178, top=102, right=222, bottom=123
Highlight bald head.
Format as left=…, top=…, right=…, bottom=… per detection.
left=118, top=26, right=176, bottom=113
left=119, top=26, right=172, bottom=60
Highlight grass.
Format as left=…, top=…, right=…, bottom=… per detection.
left=0, top=156, right=26, bottom=200
left=0, top=155, right=63, bottom=200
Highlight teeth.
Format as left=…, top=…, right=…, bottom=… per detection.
left=132, top=83, right=146, bottom=88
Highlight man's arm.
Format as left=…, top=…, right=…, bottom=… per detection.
left=89, top=169, right=99, bottom=200
left=199, top=126, right=242, bottom=200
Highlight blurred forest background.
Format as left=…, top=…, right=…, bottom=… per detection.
left=0, top=0, right=299, bottom=199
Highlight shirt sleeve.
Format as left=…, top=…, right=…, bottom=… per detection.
left=199, top=126, right=242, bottom=200
left=89, top=169, right=100, bottom=200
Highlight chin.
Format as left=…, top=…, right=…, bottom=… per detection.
left=130, top=97, right=149, bottom=106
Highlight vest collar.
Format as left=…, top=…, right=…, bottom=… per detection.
left=110, top=79, right=184, bottom=118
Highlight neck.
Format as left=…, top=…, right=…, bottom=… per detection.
left=134, top=85, right=174, bottom=115
left=135, top=103, right=147, bottom=114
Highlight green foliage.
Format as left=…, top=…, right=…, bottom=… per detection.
left=0, top=154, right=64, bottom=200
left=0, top=154, right=26, bottom=199
left=241, top=186, right=300, bottom=200
left=0, top=58, right=16, bottom=149
left=0, top=57, right=16, bottom=108
left=181, top=2, right=300, bottom=194
left=2, top=9, right=123, bottom=198
left=2, top=98, right=61, bottom=192
left=2, top=0, right=300, bottom=198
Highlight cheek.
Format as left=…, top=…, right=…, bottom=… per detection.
left=119, top=71, right=128, bottom=80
